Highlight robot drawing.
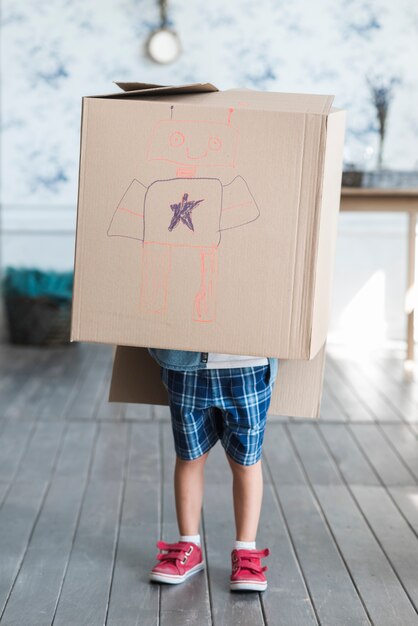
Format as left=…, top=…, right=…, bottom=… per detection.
left=107, top=105, right=260, bottom=323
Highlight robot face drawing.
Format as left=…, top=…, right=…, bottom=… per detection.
left=146, top=107, right=239, bottom=171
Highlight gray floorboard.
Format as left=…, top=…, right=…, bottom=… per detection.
left=388, top=486, right=418, bottom=536
left=257, top=481, right=318, bottom=625
left=314, top=484, right=418, bottom=626
left=328, top=355, right=403, bottom=423
left=351, top=485, right=418, bottom=612
left=52, top=479, right=123, bottom=626
left=0, top=480, right=49, bottom=619
left=63, top=344, right=112, bottom=420
left=323, top=359, right=374, bottom=422
left=286, top=422, right=343, bottom=486
left=0, top=477, right=88, bottom=626
left=318, top=422, right=381, bottom=486
left=379, top=423, right=418, bottom=481
left=343, top=352, right=418, bottom=424
left=275, top=483, right=371, bottom=625
left=349, top=423, right=417, bottom=487
left=106, top=480, right=160, bottom=626
left=1, top=342, right=418, bottom=624
left=318, top=382, right=347, bottom=422
left=0, top=419, right=37, bottom=483
left=127, top=422, right=160, bottom=482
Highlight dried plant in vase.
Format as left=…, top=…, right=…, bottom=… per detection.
left=366, top=74, right=400, bottom=170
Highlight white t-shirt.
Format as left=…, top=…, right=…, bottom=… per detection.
left=206, top=352, right=268, bottom=369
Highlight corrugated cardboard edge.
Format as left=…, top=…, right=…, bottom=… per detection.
left=303, top=113, right=329, bottom=359
left=288, top=99, right=341, bottom=361
left=70, top=97, right=89, bottom=342
left=309, top=109, right=347, bottom=357
left=288, top=113, right=327, bottom=359
left=108, top=343, right=327, bottom=419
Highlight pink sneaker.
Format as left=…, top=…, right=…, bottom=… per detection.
left=149, top=540, right=205, bottom=584
left=230, top=547, right=270, bottom=591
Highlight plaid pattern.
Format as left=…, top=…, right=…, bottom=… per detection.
left=160, top=364, right=276, bottom=466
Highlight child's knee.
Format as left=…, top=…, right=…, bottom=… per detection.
left=176, top=450, right=210, bottom=466
left=226, top=452, right=261, bottom=472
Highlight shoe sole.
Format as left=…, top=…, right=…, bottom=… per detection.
left=150, top=561, right=205, bottom=584
left=230, top=580, right=268, bottom=592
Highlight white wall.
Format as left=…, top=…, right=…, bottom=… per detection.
left=1, top=0, right=417, bottom=344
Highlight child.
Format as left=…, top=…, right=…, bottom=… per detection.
left=147, top=347, right=279, bottom=592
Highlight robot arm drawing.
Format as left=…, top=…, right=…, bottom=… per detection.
left=219, top=175, right=260, bottom=232
left=107, top=179, right=147, bottom=241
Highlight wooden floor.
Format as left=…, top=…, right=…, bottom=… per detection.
left=0, top=342, right=418, bottom=625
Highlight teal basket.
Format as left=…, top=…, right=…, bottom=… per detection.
left=2, top=268, right=74, bottom=346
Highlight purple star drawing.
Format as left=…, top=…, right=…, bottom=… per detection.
left=168, top=192, right=204, bottom=232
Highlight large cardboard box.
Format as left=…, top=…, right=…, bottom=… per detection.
left=71, top=82, right=345, bottom=418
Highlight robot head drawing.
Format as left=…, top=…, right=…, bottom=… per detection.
left=146, top=106, right=239, bottom=170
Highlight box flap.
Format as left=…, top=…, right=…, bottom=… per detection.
left=108, top=344, right=327, bottom=419
left=115, top=81, right=168, bottom=92
left=91, top=81, right=219, bottom=99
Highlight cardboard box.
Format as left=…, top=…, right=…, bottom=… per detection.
left=71, top=81, right=345, bottom=418
left=109, top=343, right=327, bottom=419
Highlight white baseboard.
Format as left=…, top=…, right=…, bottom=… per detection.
left=1, top=205, right=76, bottom=233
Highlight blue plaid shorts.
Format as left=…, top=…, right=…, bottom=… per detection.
left=160, top=364, right=276, bottom=466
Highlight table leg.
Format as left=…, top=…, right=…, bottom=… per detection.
left=406, top=210, right=416, bottom=364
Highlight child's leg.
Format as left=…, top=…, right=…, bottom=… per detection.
left=174, top=451, right=210, bottom=535
left=226, top=454, right=263, bottom=542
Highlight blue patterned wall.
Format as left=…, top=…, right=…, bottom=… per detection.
left=1, top=0, right=417, bottom=207
left=1, top=0, right=416, bottom=342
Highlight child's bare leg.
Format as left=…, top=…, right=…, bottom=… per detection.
left=226, top=455, right=263, bottom=542
left=174, top=452, right=209, bottom=535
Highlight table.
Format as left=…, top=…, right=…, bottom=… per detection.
left=340, top=187, right=418, bottom=368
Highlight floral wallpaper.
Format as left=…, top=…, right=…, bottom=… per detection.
left=1, top=0, right=417, bottom=207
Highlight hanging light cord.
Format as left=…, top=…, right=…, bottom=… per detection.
left=159, top=0, right=168, bottom=28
